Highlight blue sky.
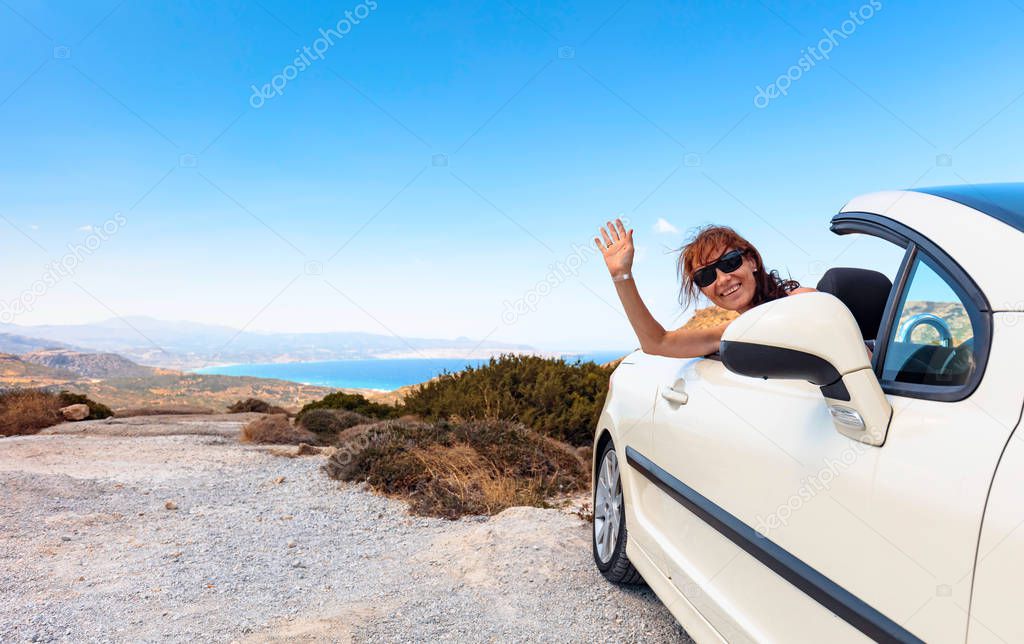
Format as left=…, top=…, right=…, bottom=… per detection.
left=1, top=0, right=1022, bottom=351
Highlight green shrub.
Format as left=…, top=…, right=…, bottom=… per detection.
left=323, top=418, right=586, bottom=519
left=399, top=354, right=612, bottom=447
left=297, top=408, right=369, bottom=437
left=296, top=391, right=397, bottom=422
left=58, top=391, right=114, bottom=420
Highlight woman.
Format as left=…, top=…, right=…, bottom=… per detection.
left=595, top=218, right=815, bottom=358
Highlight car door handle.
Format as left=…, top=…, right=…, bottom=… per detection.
left=660, top=382, right=689, bottom=405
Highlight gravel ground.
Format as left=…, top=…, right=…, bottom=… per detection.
left=0, top=415, right=692, bottom=643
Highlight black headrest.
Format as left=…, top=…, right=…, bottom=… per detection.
left=815, top=268, right=892, bottom=340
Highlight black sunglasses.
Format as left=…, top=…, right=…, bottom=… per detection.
left=692, top=249, right=746, bottom=288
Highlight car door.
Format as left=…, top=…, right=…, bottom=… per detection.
left=604, top=350, right=685, bottom=570
left=631, top=239, right=1024, bottom=642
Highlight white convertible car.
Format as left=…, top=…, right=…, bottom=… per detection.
left=592, top=184, right=1024, bottom=643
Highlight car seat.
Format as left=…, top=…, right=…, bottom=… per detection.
left=815, top=268, right=893, bottom=342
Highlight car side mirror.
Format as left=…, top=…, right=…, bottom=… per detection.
left=719, top=292, right=891, bottom=446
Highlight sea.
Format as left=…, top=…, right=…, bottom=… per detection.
left=193, top=351, right=630, bottom=391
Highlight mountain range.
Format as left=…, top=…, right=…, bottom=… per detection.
left=0, top=317, right=533, bottom=370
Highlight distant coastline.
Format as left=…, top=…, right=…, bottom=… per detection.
left=193, top=352, right=628, bottom=391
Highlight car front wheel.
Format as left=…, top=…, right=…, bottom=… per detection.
left=593, top=440, right=642, bottom=584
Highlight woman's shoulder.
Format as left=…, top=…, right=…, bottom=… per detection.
left=786, top=286, right=817, bottom=295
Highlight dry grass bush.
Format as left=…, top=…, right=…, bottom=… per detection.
left=575, top=445, right=593, bottom=465
left=323, top=418, right=588, bottom=519
left=240, top=414, right=316, bottom=445
left=228, top=398, right=289, bottom=415
left=0, top=389, right=113, bottom=435
left=268, top=443, right=334, bottom=459
left=0, top=389, right=63, bottom=435
left=297, top=409, right=369, bottom=438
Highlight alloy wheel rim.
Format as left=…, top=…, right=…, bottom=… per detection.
left=594, top=449, right=622, bottom=564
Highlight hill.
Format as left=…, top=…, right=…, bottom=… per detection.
left=0, top=351, right=335, bottom=412
left=21, top=349, right=161, bottom=379
left=681, top=305, right=739, bottom=330
left=68, top=372, right=335, bottom=412
left=0, top=353, right=78, bottom=387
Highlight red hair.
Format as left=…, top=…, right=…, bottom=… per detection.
left=677, top=225, right=800, bottom=309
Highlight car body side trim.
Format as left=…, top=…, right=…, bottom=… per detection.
left=625, top=446, right=924, bottom=644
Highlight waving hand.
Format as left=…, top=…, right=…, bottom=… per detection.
left=595, top=218, right=634, bottom=278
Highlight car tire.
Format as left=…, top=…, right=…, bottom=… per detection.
left=593, top=440, right=643, bottom=584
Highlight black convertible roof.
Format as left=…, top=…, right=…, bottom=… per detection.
left=912, top=183, right=1024, bottom=233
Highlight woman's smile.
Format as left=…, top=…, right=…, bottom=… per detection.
left=719, top=283, right=741, bottom=298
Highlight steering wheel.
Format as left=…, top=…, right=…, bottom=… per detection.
left=896, top=313, right=953, bottom=348
left=938, top=337, right=974, bottom=381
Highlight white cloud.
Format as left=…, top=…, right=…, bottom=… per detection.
left=79, top=225, right=94, bottom=232
left=654, top=218, right=679, bottom=234
left=29, top=225, right=39, bottom=230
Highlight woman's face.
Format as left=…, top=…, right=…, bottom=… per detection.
left=696, top=246, right=759, bottom=312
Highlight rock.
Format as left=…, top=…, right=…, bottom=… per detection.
left=296, top=443, right=321, bottom=456
left=60, top=404, right=90, bottom=421
left=164, top=500, right=178, bottom=510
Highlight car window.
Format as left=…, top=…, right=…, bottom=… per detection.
left=881, top=253, right=976, bottom=387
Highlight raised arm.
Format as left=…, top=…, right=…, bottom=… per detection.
left=595, top=219, right=725, bottom=358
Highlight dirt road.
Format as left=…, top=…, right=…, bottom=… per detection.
left=0, top=415, right=690, bottom=642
